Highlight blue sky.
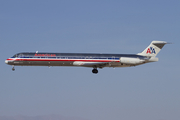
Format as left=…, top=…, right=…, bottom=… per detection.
left=0, top=0, right=180, bottom=120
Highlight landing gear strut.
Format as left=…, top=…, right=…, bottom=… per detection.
left=92, top=68, right=98, bottom=74
left=12, top=66, right=15, bottom=71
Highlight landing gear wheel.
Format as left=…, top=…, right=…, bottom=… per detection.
left=92, top=69, right=98, bottom=74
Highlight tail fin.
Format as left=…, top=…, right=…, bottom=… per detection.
left=137, top=41, right=167, bottom=57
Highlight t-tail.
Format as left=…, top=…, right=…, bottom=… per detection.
left=137, top=41, right=167, bottom=57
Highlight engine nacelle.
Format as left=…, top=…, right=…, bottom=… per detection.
left=120, top=57, right=145, bottom=65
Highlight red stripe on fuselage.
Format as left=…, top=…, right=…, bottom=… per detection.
left=6, top=59, right=14, bottom=61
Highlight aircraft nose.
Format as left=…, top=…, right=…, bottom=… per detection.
left=5, top=60, right=8, bottom=64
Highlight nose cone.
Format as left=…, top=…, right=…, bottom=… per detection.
left=5, top=60, right=8, bottom=64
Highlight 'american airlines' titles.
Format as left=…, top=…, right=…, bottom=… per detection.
left=34, top=54, right=56, bottom=57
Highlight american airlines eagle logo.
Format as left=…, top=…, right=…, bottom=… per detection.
left=146, top=47, right=156, bottom=54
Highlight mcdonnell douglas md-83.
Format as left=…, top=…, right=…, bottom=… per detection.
left=5, top=41, right=167, bottom=74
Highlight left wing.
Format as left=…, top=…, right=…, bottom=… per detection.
left=73, top=61, right=110, bottom=68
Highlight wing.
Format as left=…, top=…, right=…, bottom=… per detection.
left=73, top=61, right=110, bottom=68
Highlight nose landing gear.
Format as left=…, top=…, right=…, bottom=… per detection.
left=92, top=68, right=98, bottom=74
left=12, top=66, right=15, bottom=71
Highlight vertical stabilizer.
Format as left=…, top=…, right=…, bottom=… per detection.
left=137, top=41, right=167, bottom=57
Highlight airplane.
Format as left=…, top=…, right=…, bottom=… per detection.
left=5, top=41, right=167, bottom=74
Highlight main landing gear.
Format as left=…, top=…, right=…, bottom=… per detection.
left=92, top=68, right=98, bottom=74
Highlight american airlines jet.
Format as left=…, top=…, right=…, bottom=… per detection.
left=5, top=41, right=167, bottom=74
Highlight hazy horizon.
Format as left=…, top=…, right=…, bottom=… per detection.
left=0, top=114, right=89, bottom=120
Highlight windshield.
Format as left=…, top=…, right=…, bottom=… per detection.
left=12, top=54, right=18, bottom=58
left=12, top=53, right=23, bottom=58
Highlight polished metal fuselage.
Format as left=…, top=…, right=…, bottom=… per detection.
left=5, top=52, right=147, bottom=68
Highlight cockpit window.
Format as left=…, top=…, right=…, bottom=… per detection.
left=18, top=54, right=24, bottom=58
left=12, top=53, right=24, bottom=58
left=12, top=54, right=18, bottom=58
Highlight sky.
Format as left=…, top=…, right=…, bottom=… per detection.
left=0, top=0, right=180, bottom=120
